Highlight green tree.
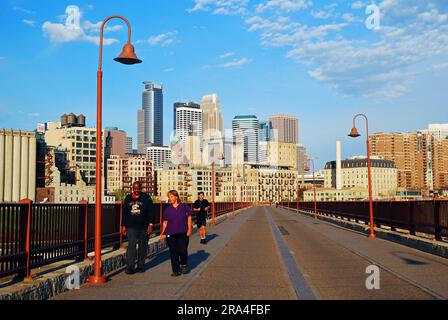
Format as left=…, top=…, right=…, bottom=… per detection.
left=112, top=189, right=127, bottom=201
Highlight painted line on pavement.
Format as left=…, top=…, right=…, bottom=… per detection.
left=264, top=207, right=318, bottom=300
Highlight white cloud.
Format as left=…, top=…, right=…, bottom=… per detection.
left=311, top=10, right=333, bottom=19
left=13, top=6, right=35, bottom=15
left=218, top=57, right=251, bottom=68
left=188, top=0, right=214, bottom=12
left=137, top=31, right=178, bottom=46
left=351, top=1, right=364, bottom=9
left=220, top=51, right=235, bottom=58
left=23, top=19, right=36, bottom=27
left=42, top=8, right=119, bottom=46
left=245, top=15, right=299, bottom=32
left=164, top=68, right=175, bottom=72
left=83, top=21, right=124, bottom=33
left=27, top=113, right=41, bottom=117
left=432, top=62, right=448, bottom=70
left=419, top=8, right=448, bottom=24
left=256, top=0, right=312, bottom=13
left=192, top=0, right=448, bottom=99
left=188, top=0, right=249, bottom=16
left=341, top=13, right=356, bottom=22
left=203, top=56, right=251, bottom=69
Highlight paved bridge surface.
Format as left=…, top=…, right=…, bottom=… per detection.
left=54, top=206, right=448, bottom=300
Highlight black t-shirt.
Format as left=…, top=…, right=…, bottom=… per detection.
left=193, top=199, right=210, bottom=215
left=122, top=193, right=155, bottom=229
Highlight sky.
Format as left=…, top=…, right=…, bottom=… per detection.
left=0, top=0, right=447, bottom=169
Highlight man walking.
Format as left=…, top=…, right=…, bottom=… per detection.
left=193, top=192, right=210, bottom=244
left=121, top=181, right=154, bottom=274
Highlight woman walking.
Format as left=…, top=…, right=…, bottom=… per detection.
left=160, top=190, right=193, bottom=277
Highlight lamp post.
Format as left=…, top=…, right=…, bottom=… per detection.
left=349, top=114, right=376, bottom=239
left=296, top=176, right=300, bottom=213
left=307, top=158, right=318, bottom=221
left=89, top=15, right=142, bottom=285
left=232, top=171, right=235, bottom=215
left=211, top=153, right=225, bottom=226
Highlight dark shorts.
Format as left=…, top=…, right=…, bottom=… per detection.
left=196, top=212, right=207, bottom=228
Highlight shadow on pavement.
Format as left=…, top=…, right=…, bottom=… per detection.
left=143, top=250, right=172, bottom=271
left=188, top=250, right=211, bottom=271
left=205, top=233, right=219, bottom=243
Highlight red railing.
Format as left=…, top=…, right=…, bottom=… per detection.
left=0, top=201, right=251, bottom=280
left=279, top=200, right=448, bottom=240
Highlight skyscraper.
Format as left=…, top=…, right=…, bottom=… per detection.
left=105, top=127, right=127, bottom=158
left=259, top=121, right=273, bottom=142
left=370, top=127, right=448, bottom=195
left=232, top=115, right=259, bottom=164
left=174, top=102, right=202, bottom=142
left=125, top=136, right=133, bottom=154
left=201, top=94, right=223, bottom=136
left=269, top=114, right=299, bottom=144
left=201, top=94, right=224, bottom=165
left=137, top=81, right=163, bottom=153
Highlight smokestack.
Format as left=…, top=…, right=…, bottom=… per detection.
left=336, top=140, right=342, bottom=190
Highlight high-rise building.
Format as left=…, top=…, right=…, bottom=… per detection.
left=201, top=94, right=224, bottom=166
left=107, top=154, right=154, bottom=195
left=370, top=126, right=448, bottom=195
left=201, top=94, right=223, bottom=136
left=174, top=102, right=202, bottom=142
left=297, top=144, right=308, bottom=174
left=126, top=136, right=133, bottom=154
left=138, top=81, right=163, bottom=153
left=0, top=129, right=37, bottom=202
left=105, top=127, right=127, bottom=157
left=428, top=124, right=448, bottom=139
left=44, top=117, right=109, bottom=186
left=146, top=146, right=171, bottom=170
left=370, top=131, right=429, bottom=193
left=269, top=114, right=299, bottom=144
left=258, top=121, right=272, bottom=164
left=262, top=141, right=298, bottom=169
left=232, top=115, right=259, bottom=164
left=259, top=121, right=273, bottom=142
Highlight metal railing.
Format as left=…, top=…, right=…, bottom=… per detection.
left=279, top=200, right=448, bottom=241
left=0, top=200, right=252, bottom=280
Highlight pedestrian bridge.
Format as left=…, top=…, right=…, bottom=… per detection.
left=1, top=203, right=448, bottom=300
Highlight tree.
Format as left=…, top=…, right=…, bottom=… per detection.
left=111, top=189, right=127, bottom=201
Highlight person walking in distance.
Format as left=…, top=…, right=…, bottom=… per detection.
left=193, top=192, right=210, bottom=244
left=121, top=181, right=154, bottom=275
left=160, top=190, right=193, bottom=277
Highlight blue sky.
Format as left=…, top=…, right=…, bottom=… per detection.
left=0, top=0, right=447, bottom=168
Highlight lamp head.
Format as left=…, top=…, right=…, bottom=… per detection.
left=348, top=127, right=361, bottom=138
left=114, top=43, right=142, bottom=65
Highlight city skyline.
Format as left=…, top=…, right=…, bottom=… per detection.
left=0, top=0, right=447, bottom=169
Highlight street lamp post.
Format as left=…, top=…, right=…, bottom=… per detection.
left=89, top=15, right=142, bottom=285
left=232, top=171, right=235, bottom=215
left=211, top=154, right=224, bottom=226
left=307, top=158, right=318, bottom=221
left=349, top=114, right=376, bottom=239
left=296, top=176, right=300, bottom=213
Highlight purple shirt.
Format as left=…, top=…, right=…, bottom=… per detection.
left=163, top=203, right=192, bottom=236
